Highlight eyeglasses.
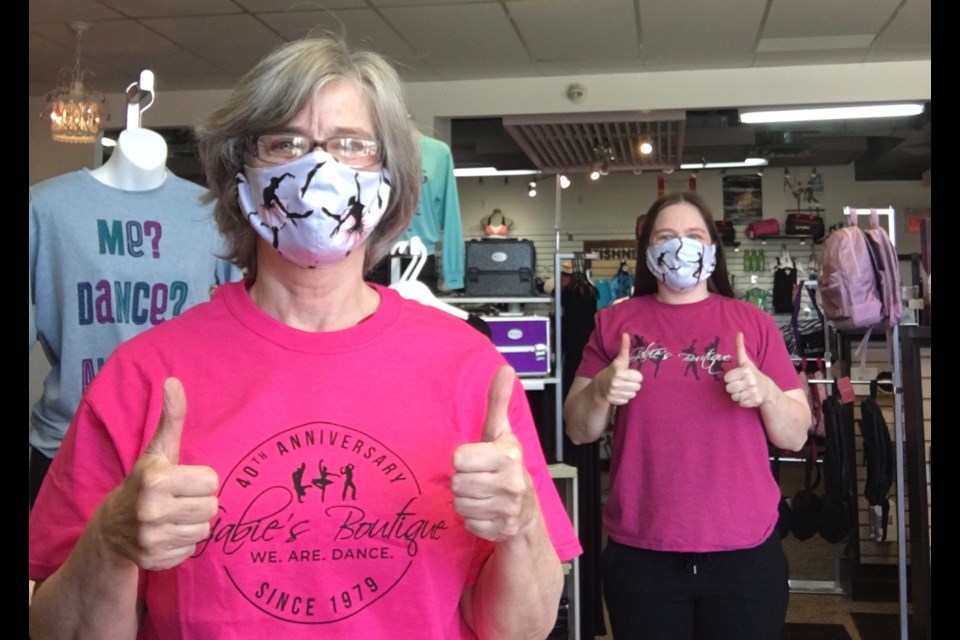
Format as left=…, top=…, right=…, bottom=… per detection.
left=252, top=133, right=382, bottom=169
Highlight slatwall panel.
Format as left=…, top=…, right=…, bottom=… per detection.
left=849, top=341, right=906, bottom=566
left=462, top=224, right=822, bottom=305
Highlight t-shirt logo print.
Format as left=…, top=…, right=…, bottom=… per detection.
left=193, top=421, right=448, bottom=624
left=629, top=334, right=731, bottom=380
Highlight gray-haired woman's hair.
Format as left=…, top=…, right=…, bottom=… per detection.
left=196, top=35, right=420, bottom=278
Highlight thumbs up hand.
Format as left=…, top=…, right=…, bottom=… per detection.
left=451, top=366, right=538, bottom=542
left=723, top=332, right=769, bottom=408
left=594, top=333, right=643, bottom=406
left=98, top=377, right=219, bottom=571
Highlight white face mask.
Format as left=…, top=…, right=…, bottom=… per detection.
left=237, top=150, right=392, bottom=269
left=645, top=237, right=717, bottom=293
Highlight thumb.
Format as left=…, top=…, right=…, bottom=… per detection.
left=735, top=332, right=751, bottom=368
left=146, top=377, right=187, bottom=464
left=613, top=332, right=633, bottom=368
left=480, top=366, right=516, bottom=442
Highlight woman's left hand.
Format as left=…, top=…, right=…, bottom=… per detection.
left=451, top=366, right=538, bottom=542
left=723, top=332, right=770, bottom=409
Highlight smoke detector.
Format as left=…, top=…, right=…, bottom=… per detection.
left=566, top=83, right=586, bottom=103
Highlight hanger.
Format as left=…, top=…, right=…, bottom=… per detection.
left=389, top=237, right=468, bottom=319
left=775, top=245, right=794, bottom=270
left=125, top=70, right=155, bottom=130
left=568, top=251, right=599, bottom=298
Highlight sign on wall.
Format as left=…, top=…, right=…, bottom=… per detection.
left=722, top=174, right=763, bottom=223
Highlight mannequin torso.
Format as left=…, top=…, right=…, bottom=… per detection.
left=90, top=128, right=168, bottom=191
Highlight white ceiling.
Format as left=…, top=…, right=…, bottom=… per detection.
left=29, top=0, right=931, bottom=179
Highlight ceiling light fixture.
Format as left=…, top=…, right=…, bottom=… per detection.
left=527, top=180, right=537, bottom=197
left=739, top=102, right=924, bottom=124
left=590, top=141, right=615, bottom=178
left=559, top=175, right=571, bottom=189
left=43, top=21, right=108, bottom=144
left=638, top=140, right=654, bottom=155
left=679, top=157, right=768, bottom=170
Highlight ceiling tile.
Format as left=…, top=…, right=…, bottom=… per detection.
left=763, top=0, right=902, bottom=38
left=141, top=15, right=286, bottom=74
left=258, top=8, right=436, bottom=80
left=507, top=0, right=639, bottom=60
left=28, top=0, right=123, bottom=23
left=639, top=0, right=764, bottom=68
left=379, top=4, right=538, bottom=79
left=95, top=0, right=243, bottom=19
left=235, top=0, right=367, bottom=10
left=867, top=0, right=931, bottom=61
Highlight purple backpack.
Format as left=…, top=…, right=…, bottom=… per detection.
left=819, top=208, right=903, bottom=363
left=818, top=210, right=885, bottom=329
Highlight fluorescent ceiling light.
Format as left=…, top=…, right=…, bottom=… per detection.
left=453, top=167, right=541, bottom=177
left=739, top=103, right=924, bottom=124
left=680, top=158, right=768, bottom=170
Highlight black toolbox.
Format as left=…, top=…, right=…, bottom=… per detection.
left=464, top=238, right=537, bottom=296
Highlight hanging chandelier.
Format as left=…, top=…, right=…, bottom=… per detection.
left=43, top=21, right=108, bottom=144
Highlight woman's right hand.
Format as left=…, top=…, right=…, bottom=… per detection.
left=98, top=377, right=220, bottom=571
left=594, top=332, right=643, bottom=406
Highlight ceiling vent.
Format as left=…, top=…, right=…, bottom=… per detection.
left=502, top=110, right=686, bottom=173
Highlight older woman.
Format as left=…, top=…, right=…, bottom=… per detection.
left=29, top=36, right=581, bottom=640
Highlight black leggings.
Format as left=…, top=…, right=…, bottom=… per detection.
left=600, top=531, right=789, bottom=640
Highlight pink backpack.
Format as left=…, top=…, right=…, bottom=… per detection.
left=819, top=208, right=903, bottom=362
left=862, top=211, right=903, bottom=329
left=818, top=210, right=885, bottom=329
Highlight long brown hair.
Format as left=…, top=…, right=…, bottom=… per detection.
left=633, top=191, right=736, bottom=298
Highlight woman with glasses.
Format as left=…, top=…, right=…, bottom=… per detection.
left=29, top=35, right=581, bottom=640
left=564, top=192, right=809, bottom=640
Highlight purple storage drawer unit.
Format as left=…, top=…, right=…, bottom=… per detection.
left=482, top=315, right=551, bottom=376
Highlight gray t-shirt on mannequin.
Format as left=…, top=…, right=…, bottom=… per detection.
left=29, top=130, right=240, bottom=459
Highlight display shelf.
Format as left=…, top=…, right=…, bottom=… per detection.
left=748, top=234, right=818, bottom=245
left=549, top=463, right=580, bottom=640
left=445, top=272, right=578, bottom=640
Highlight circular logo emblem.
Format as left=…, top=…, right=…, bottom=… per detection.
left=194, top=421, right=445, bottom=624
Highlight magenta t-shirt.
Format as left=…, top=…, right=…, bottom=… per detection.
left=576, top=293, right=799, bottom=553
left=30, top=282, right=581, bottom=639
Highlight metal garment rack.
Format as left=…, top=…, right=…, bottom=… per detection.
left=781, top=288, right=845, bottom=596
left=841, top=207, right=909, bottom=640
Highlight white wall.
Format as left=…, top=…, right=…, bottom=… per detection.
left=28, top=60, right=931, bottom=423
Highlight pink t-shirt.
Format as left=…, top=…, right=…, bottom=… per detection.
left=576, top=293, right=799, bottom=553
left=30, top=282, right=581, bottom=639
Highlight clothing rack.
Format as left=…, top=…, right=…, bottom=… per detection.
left=840, top=207, right=909, bottom=640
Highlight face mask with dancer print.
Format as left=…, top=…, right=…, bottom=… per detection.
left=645, top=237, right=717, bottom=293
left=236, top=150, right=392, bottom=269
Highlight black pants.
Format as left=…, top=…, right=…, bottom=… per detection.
left=29, top=446, right=53, bottom=511
left=600, top=531, right=789, bottom=640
